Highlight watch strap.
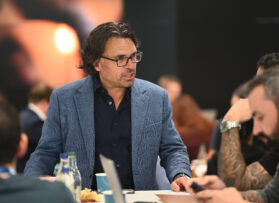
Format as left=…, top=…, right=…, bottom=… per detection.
left=220, top=120, right=241, bottom=133
left=173, top=173, right=188, bottom=181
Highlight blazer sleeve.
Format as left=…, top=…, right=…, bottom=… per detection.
left=24, top=90, right=63, bottom=176
left=159, top=90, right=191, bottom=181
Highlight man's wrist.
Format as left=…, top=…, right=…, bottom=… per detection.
left=220, top=120, right=241, bottom=133
left=173, top=173, right=188, bottom=181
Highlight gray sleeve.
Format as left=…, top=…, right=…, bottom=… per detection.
left=258, top=163, right=279, bottom=203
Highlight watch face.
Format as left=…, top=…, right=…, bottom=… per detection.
left=220, top=121, right=228, bottom=132
left=220, top=121, right=240, bottom=133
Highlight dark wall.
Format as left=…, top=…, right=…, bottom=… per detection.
left=124, top=0, right=178, bottom=83
left=177, top=0, right=279, bottom=117
left=124, top=0, right=279, bottom=117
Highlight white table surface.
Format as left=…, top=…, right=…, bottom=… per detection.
left=97, top=190, right=191, bottom=203
left=125, top=190, right=190, bottom=203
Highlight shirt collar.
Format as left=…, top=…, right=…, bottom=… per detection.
left=28, top=103, right=46, bottom=121
left=93, top=75, right=102, bottom=93
left=93, top=75, right=131, bottom=98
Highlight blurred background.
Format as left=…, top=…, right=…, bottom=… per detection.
left=1, top=0, right=278, bottom=118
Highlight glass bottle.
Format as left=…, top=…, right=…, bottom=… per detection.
left=56, top=153, right=68, bottom=179
left=68, top=152, right=82, bottom=203
left=56, top=153, right=74, bottom=195
left=192, top=144, right=208, bottom=177
left=197, top=143, right=207, bottom=160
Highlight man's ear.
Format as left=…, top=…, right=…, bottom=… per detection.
left=17, top=133, right=28, bottom=158
left=93, top=59, right=101, bottom=72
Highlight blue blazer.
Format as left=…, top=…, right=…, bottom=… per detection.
left=17, top=108, right=44, bottom=173
left=25, top=76, right=191, bottom=189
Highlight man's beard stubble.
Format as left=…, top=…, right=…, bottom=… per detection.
left=266, top=122, right=279, bottom=153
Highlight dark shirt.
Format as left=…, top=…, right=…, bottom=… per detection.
left=92, top=75, right=134, bottom=190
left=259, top=163, right=279, bottom=203
left=259, top=152, right=279, bottom=176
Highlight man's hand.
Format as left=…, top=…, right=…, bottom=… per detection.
left=39, top=175, right=56, bottom=182
left=185, top=175, right=226, bottom=194
left=195, top=187, right=248, bottom=203
left=171, top=176, right=189, bottom=192
left=224, top=98, right=251, bottom=122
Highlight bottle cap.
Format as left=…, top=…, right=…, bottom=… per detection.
left=68, top=152, right=76, bottom=157
left=60, top=153, right=68, bottom=159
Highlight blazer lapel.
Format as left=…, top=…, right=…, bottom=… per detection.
left=131, top=79, right=150, bottom=175
left=73, top=76, right=95, bottom=169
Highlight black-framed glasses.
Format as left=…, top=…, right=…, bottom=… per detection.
left=101, top=51, right=143, bottom=67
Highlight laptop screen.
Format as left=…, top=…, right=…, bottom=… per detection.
left=99, top=154, right=126, bottom=203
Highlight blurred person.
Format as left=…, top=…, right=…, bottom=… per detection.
left=207, top=118, right=267, bottom=175
left=186, top=175, right=249, bottom=203
left=172, top=94, right=215, bottom=161
left=218, top=97, right=279, bottom=190
left=187, top=68, right=279, bottom=203
left=158, top=75, right=215, bottom=161
left=13, top=0, right=94, bottom=48
left=17, top=83, right=53, bottom=173
left=256, top=52, right=279, bottom=76
left=208, top=83, right=252, bottom=157
left=157, top=75, right=182, bottom=104
left=209, top=52, right=279, bottom=158
left=217, top=54, right=279, bottom=190
left=206, top=84, right=267, bottom=175
left=25, top=22, right=191, bottom=191
left=0, top=36, right=39, bottom=110
left=0, top=101, right=75, bottom=203
left=0, top=0, right=24, bottom=26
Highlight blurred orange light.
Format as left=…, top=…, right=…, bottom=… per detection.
left=54, top=24, right=78, bottom=54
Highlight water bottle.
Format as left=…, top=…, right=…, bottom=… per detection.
left=192, top=144, right=208, bottom=177
left=56, top=153, right=68, bottom=179
left=68, top=152, right=82, bottom=203
left=197, top=143, right=207, bottom=160
left=56, top=153, right=74, bottom=195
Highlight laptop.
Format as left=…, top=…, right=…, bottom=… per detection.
left=100, top=154, right=198, bottom=203
left=99, top=154, right=126, bottom=203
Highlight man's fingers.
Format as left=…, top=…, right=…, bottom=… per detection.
left=195, top=190, right=213, bottom=200
left=171, top=182, right=180, bottom=191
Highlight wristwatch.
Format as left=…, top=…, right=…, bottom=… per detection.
left=220, top=120, right=241, bottom=133
left=173, top=173, right=188, bottom=181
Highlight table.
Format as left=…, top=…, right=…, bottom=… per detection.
left=97, top=190, right=193, bottom=203
left=125, top=190, right=191, bottom=203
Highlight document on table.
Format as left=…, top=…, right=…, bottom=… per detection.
left=156, top=193, right=198, bottom=203
left=125, top=190, right=198, bottom=203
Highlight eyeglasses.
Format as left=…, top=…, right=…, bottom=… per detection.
left=101, top=51, right=143, bottom=67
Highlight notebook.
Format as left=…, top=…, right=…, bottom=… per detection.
left=99, top=154, right=126, bottom=203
